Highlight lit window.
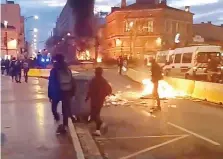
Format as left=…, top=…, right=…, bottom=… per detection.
left=148, top=21, right=153, bottom=33
left=125, top=21, right=134, bottom=32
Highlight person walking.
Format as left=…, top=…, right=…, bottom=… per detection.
left=48, top=54, right=76, bottom=134
left=5, top=58, right=10, bottom=76
left=118, top=56, right=124, bottom=75
left=15, top=60, right=22, bottom=83
left=85, top=67, right=112, bottom=136
left=150, top=58, right=162, bottom=111
left=1, top=59, right=6, bottom=75
left=23, top=58, right=30, bottom=83
left=10, top=58, right=17, bottom=82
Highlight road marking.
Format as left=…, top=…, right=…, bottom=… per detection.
left=120, top=135, right=189, bottom=159
left=168, top=122, right=221, bottom=146
left=97, top=134, right=189, bottom=140
left=68, top=119, right=85, bottom=159
left=141, top=110, right=156, bottom=118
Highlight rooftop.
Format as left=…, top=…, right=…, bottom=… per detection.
left=112, top=3, right=192, bottom=14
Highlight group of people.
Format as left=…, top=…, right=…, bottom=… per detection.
left=1, top=57, right=30, bottom=83
left=48, top=54, right=112, bottom=136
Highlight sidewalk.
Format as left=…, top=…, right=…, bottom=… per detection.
left=1, top=76, right=76, bottom=159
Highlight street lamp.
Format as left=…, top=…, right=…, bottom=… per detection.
left=33, top=28, right=38, bottom=33
left=33, top=34, right=37, bottom=38
left=25, top=15, right=39, bottom=21
left=67, top=32, right=71, bottom=36
left=33, top=39, right=37, bottom=42
left=4, top=20, right=8, bottom=28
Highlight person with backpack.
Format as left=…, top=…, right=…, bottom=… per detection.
left=23, top=57, right=30, bottom=83
left=48, top=54, right=76, bottom=134
left=150, top=58, right=162, bottom=111
left=85, top=67, right=112, bottom=136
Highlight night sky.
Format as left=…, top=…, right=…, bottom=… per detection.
left=2, top=0, right=223, bottom=49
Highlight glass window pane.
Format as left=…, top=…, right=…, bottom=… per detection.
left=174, top=54, right=182, bottom=63
left=182, top=53, right=192, bottom=63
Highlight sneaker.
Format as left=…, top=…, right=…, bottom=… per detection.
left=56, top=124, right=67, bottom=134
left=92, top=130, right=101, bottom=136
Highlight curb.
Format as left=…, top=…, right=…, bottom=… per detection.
left=68, top=119, right=85, bottom=159
left=68, top=120, right=103, bottom=159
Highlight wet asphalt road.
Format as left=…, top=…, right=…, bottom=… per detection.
left=86, top=69, right=223, bottom=159
left=1, top=76, right=76, bottom=159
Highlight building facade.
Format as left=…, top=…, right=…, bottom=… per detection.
left=193, top=22, right=223, bottom=48
left=1, top=1, right=25, bottom=59
left=47, top=0, right=107, bottom=62
left=1, top=23, right=18, bottom=58
left=102, top=1, right=193, bottom=59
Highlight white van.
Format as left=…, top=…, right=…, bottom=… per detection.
left=162, top=45, right=222, bottom=78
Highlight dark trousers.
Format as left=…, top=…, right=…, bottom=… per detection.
left=61, top=92, right=74, bottom=127
left=1, top=68, right=5, bottom=75
left=153, top=81, right=160, bottom=107
left=24, top=70, right=29, bottom=82
left=90, top=104, right=103, bottom=130
left=51, top=100, right=60, bottom=121
left=16, top=72, right=21, bottom=82
left=119, top=65, right=123, bottom=75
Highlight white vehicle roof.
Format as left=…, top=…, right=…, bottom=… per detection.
left=174, top=45, right=221, bottom=54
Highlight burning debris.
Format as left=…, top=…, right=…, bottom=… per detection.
left=141, top=79, right=186, bottom=99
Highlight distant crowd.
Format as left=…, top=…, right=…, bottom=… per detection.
left=1, top=57, right=30, bottom=83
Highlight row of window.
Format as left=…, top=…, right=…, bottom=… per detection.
left=172, top=53, right=192, bottom=64
left=125, top=20, right=190, bottom=34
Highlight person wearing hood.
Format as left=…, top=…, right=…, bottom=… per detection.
left=48, top=54, right=76, bottom=134
left=85, top=67, right=112, bottom=136
left=10, top=57, right=17, bottom=82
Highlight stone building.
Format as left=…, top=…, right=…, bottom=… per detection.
left=101, top=0, right=193, bottom=59
left=193, top=22, right=223, bottom=48
left=1, top=1, right=25, bottom=58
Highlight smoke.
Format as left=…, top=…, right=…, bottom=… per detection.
left=68, top=0, right=95, bottom=38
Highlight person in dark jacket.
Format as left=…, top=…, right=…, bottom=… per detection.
left=150, top=58, right=162, bottom=110
left=15, top=60, right=22, bottom=83
left=10, top=58, right=17, bottom=82
left=48, top=54, right=76, bottom=134
left=5, top=59, right=10, bottom=75
left=118, top=56, right=124, bottom=75
left=23, top=57, right=30, bottom=83
left=85, top=67, right=112, bottom=136
left=1, top=59, right=5, bottom=75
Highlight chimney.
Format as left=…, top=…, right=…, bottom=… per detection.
left=208, top=21, right=212, bottom=24
left=121, top=0, right=126, bottom=8
left=160, top=0, right=167, bottom=5
left=185, top=6, right=190, bottom=12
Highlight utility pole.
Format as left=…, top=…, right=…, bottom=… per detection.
left=95, top=36, right=99, bottom=64
left=4, top=32, right=8, bottom=56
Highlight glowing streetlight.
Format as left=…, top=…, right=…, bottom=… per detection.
left=4, top=20, right=8, bottom=28
left=67, top=32, right=71, bottom=36
left=33, top=39, right=37, bottom=42
left=33, top=28, right=38, bottom=33
left=62, top=38, right=65, bottom=41
left=34, top=15, right=39, bottom=20
left=33, top=34, right=37, bottom=38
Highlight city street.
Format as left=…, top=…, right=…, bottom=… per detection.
left=86, top=69, right=223, bottom=159
left=1, top=69, right=223, bottom=159
left=1, top=76, right=76, bottom=159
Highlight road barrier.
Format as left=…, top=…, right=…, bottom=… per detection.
left=126, top=68, right=223, bottom=105
left=28, top=69, right=41, bottom=77
left=28, top=69, right=79, bottom=78
left=126, top=68, right=150, bottom=83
